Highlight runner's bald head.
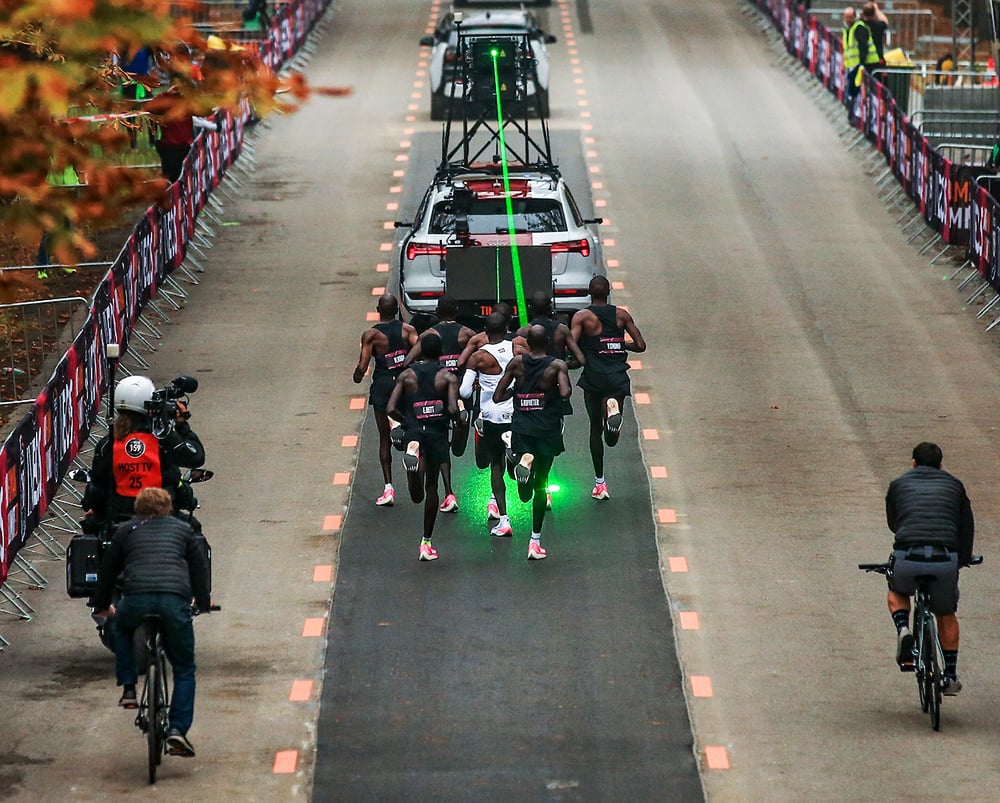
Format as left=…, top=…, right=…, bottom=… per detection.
left=377, top=293, right=398, bottom=318
left=485, top=312, right=507, bottom=337
left=422, top=332, right=443, bottom=360
left=526, top=324, right=550, bottom=351
left=588, top=275, right=610, bottom=301
left=528, top=291, right=551, bottom=317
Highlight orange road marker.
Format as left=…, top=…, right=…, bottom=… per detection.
left=592, top=181, right=604, bottom=190
left=603, top=237, right=615, bottom=246
left=607, top=258, right=620, bottom=268
left=377, top=263, right=389, bottom=273
left=395, top=153, right=409, bottom=162
left=612, top=281, right=625, bottom=290
left=657, top=507, right=677, bottom=521
left=595, top=199, right=607, bottom=208
left=322, top=515, right=342, bottom=531
left=349, top=397, right=365, bottom=410
left=393, top=169, right=405, bottom=178
left=332, top=473, right=351, bottom=485
left=390, top=185, right=402, bottom=194
left=274, top=750, right=298, bottom=774
left=400, top=139, right=412, bottom=148
left=302, top=618, right=325, bottom=637
left=642, top=428, right=659, bottom=440
left=650, top=466, right=668, bottom=479
left=627, top=359, right=642, bottom=370
left=690, top=676, right=713, bottom=697
left=371, top=286, right=386, bottom=295
left=588, top=165, right=601, bottom=174
left=678, top=611, right=700, bottom=630
left=386, top=202, right=399, bottom=211
left=668, top=556, right=688, bottom=573
left=290, top=680, right=314, bottom=701
left=634, top=392, right=651, bottom=404
left=313, top=565, right=334, bottom=582
left=341, top=435, right=358, bottom=447
left=366, top=311, right=379, bottom=321
left=379, top=242, right=393, bottom=251
left=704, top=746, right=730, bottom=770
left=382, top=221, right=395, bottom=230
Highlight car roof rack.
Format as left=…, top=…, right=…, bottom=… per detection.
left=437, top=25, right=555, bottom=172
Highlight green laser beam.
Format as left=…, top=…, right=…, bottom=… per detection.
left=491, top=49, right=528, bottom=324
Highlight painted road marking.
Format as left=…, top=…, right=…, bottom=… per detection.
left=313, top=565, right=334, bottom=582
left=341, top=435, right=358, bottom=447
left=349, top=397, right=365, bottom=409
left=658, top=508, right=677, bottom=522
left=322, top=515, right=342, bottom=531
left=642, top=428, right=659, bottom=440
left=627, top=359, right=642, bottom=370
left=634, top=392, right=651, bottom=404
left=604, top=237, right=615, bottom=246
left=668, top=556, right=688, bottom=573
left=612, top=281, right=625, bottom=290
left=303, top=618, right=326, bottom=637
left=379, top=242, right=392, bottom=251
left=290, top=680, right=314, bottom=701
left=377, top=263, right=389, bottom=273
left=705, top=746, right=730, bottom=770
left=679, top=611, right=700, bottom=630
left=274, top=750, right=298, bottom=774
left=594, top=198, right=607, bottom=208
left=332, top=473, right=351, bottom=485
left=650, top=466, right=668, bottom=479
left=690, top=676, right=713, bottom=698
left=607, top=258, right=620, bottom=268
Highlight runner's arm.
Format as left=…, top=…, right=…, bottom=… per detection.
left=492, top=358, right=519, bottom=404
left=352, top=331, right=374, bottom=384
left=622, top=311, right=646, bottom=353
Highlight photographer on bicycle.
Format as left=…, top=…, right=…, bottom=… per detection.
left=93, top=486, right=211, bottom=758
left=885, top=442, right=974, bottom=694
left=81, top=375, right=205, bottom=529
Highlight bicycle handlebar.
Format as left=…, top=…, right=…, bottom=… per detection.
left=858, top=555, right=983, bottom=573
left=192, top=604, right=221, bottom=616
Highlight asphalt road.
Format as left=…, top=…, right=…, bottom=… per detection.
left=3, top=0, right=1000, bottom=800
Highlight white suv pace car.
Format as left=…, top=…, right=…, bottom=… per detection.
left=419, top=9, right=556, bottom=120
left=395, top=165, right=604, bottom=322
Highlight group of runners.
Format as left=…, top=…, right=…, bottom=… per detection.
left=352, top=276, right=646, bottom=561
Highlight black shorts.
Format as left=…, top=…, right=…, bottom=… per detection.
left=368, top=373, right=397, bottom=412
left=578, top=369, right=631, bottom=399
left=481, top=420, right=511, bottom=461
left=404, top=425, right=451, bottom=467
left=888, top=547, right=960, bottom=615
left=512, top=428, right=564, bottom=459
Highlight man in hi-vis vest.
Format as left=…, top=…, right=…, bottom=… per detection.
left=842, top=5, right=880, bottom=123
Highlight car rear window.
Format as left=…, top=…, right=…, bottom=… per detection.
left=429, top=198, right=566, bottom=234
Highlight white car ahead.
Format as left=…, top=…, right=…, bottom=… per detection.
left=420, top=8, right=556, bottom=120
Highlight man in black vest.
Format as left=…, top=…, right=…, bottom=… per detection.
left=353, top=293, right=418, bottom=506
left=387, top=333, right=462, bottom=561
left=884, top=442, right=974, bottom=694
left=570, top=276, right=645, bottom=501
left=493, top=325, right=572, bottom=559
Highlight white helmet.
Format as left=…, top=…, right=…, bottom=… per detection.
left=114, top=375, right=155, bottom=414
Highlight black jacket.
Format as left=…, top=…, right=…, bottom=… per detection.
left=93, top=514, right=210, bottom=610
left=886, top=465, right=974, bottom=565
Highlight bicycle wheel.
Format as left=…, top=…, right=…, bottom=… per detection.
left=914, top=616, right=929, bottom=712
left=923, top=619, right=942, bottom=731
left=146, top=638, right=169, bottom=782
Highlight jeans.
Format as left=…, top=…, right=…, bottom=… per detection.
left=113, top=593, right=197, bottom=735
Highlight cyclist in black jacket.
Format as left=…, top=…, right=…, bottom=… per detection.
left=884, top=442, right=974, bottom=694
left=93, top=486, right=211, bottom=757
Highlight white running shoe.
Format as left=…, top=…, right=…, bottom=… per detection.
left=490, top=517, right=513, bottom=537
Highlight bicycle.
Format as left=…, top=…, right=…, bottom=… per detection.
left=859, top=555, right=981, bottom=731
left=133, top=605, right=218, bottom=784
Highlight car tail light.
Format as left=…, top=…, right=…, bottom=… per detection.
left=406, top=242, right=447, bottom=260
left=550, top=239, right=590, bottom=257
left=553, top=287, right=586, bottom=296
left=444, top=47, right=458, bottom=63
left=414, top=290, right=445, bottom=299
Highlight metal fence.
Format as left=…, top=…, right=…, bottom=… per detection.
left=0, top=296, right=90, bottom=406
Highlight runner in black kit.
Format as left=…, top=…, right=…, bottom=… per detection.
left=387, top=333, right=461, bottom=561
left=570, top=276, right=646, bottom=501
left=404, top=295, right=476, bottom=513
left=516, top=290, right=586, bottom=366
left=493, top=325, right=572, bottom=560
left=352, top=293, right=418, bottom=506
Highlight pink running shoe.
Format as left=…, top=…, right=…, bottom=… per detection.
left=439, top=493, right=459, bottom=513
left=375, top=488, right=395, bottom=507
left=418, top=541, right=438, bottom=561
left=490, top=517, right=513, bottom=537
left=486, top=499, right=501, bottom=520
left=591, top=482, right=610, bottom=501
left=527, top=540, right=547, bottom=560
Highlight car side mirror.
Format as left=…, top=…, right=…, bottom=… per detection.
left=419, top=35, right=434, bottom=46
left=583, top=217, right=603, bottom=225
left=395, top=221, right=413, bottom=228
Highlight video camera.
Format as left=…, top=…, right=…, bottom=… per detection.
left=145, top=375, right=198, bottom=438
